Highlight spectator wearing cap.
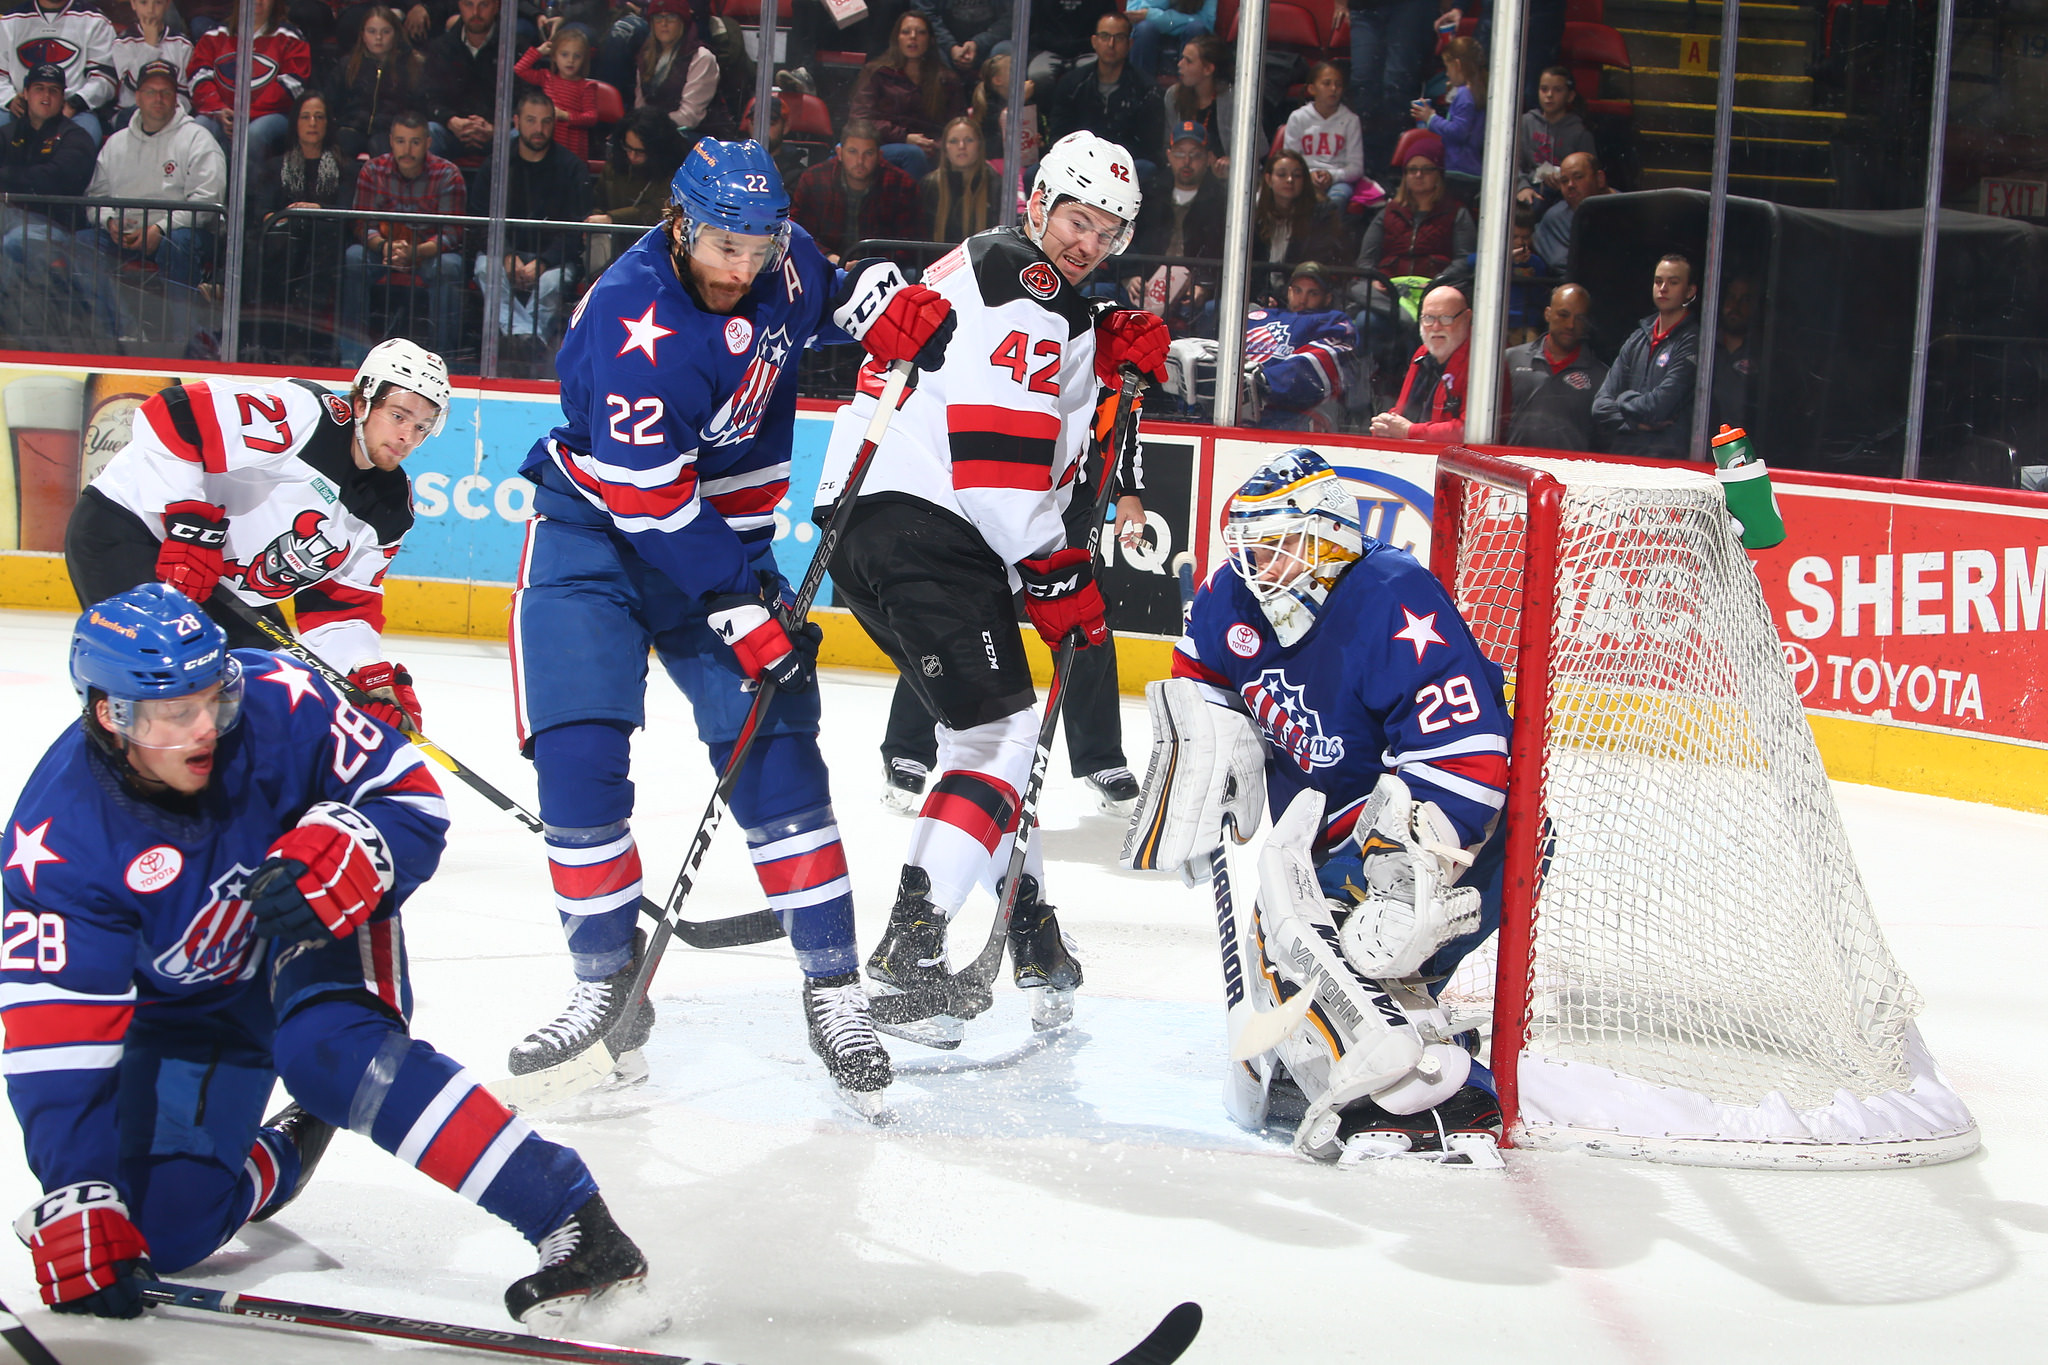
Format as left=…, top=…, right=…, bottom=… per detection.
left=0, top=64, right=95, bottom=204
left=789, top=119, right=920, bottom=266
left=1372, top=282, right=1470, bottom=442
left=635, top=0, right=719, bottom=138
left=112, top=0, right=193, bottom=132
left=1501, top=281, right=1607, bottom=451
left=1350, top=128, right=1473, bottom=294
left=1046, top=11, right=1160, bottom=182
left=1123, top=116, right=1225, bottom=326
left=0, top=0, right=118, bottom=146
left=1239, top=260, right=1363, bottom=431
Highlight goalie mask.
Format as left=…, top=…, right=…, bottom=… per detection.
left=1221, top=448, right=1364, bottom=647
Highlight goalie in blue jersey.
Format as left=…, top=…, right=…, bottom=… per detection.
left=0, top=587, right=646, bottom=1327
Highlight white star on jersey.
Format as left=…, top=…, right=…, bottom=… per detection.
left=1394, top=607, right=1445, bottom=661
left=5, top=820, right=64, bottom=892
left=618, top=304, right=675, bottom=362
left=261, top=659, right=320, bottom=709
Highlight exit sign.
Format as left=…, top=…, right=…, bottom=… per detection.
left=1981, top=178, right=2048, bottom=218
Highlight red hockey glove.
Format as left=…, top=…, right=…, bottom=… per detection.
left=706, top=576, right=822, bottom=693
left=1018, top=547, right=1109, bottom=648
left=347, top=661, right=423, bottom=732
left=15, top=1181, right=154, bottom=1318
left=246, top=801, right=395, bottom=943
left=831, top=258, right=955, bottom=370
left=1093, top=308, right=1170, bottom=386
left=156, top=499, right=228, bottom=602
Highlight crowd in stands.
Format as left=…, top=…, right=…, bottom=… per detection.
left=0, top=0, right=1686, bottom=441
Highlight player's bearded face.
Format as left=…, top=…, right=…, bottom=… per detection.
left=356, top=390, right=440, bottom=470
left=1034, top=196, right=1125, bottom=285
left=683, top=225, right=776, bottom=313
left=98, top=681, right=240, bottom=793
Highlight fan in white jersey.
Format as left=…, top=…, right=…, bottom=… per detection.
left=63, top=339, right=451, bottom=732
left=821, top=131, right=1172, bottom=1042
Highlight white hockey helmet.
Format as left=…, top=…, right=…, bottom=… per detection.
left=1027, top=131, right=1141, bottom=256
left=1221, top=448, right=1364, bottom=646
left=354, top=339, right=451, bottom=438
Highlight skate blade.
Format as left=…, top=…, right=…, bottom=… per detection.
left=1094, top=792, right=1137, bottom=818
left=880, top=787, right=921, bottom=815
left=607, top=1048, right=650, bottom=1089
left=518, top=1271, right=658, bottom=1338
left=1332, top=1131, right=1506, bottom=1170
left=489, top=1042, right=617, bottom=1112
left=835, top=1084, right=899, bottom=1126
left=1027, top=985, right=1076, bottom=1032
left=872, top=1013, right=966, bottom=1050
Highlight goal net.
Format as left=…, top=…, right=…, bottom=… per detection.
left=1430, top=449, right=1977, bottom=1168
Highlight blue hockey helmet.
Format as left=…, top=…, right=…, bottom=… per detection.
left=669, top=137, right=792, bottom=271
left=1221, top=448, right=1364, bottom=646
left=71, top=584, right=244, bottom=746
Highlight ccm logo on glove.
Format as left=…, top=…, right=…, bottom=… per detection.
left=245, top=800, right=396, bottom=943
left=831, top=258, right=955, bottom=371
left=1017, top=547, right=1110, bottom=648
left=156, top=500, right=229, bottom=602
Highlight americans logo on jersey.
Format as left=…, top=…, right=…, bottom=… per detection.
left=703, top=324, right=792, bottom=448
left=152, top=864, right=262, bottom=986
left=1245, top=318, right=1296, bottom=362
left=1242, top=670, right=1345, bottom=772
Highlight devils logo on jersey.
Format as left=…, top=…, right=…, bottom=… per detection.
left=152, top=864, right=262, bottom=986
left=322, top=392, right=354, bottom=424
left=238, top=509, right=348, bottom=598
left=16, top=37, right=80, bottom=68
left=703, top=324, right=792, bottom=448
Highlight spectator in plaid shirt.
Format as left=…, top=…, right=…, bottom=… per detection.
left=788, top=119, right=920, bottom=265
left=340, top=108, right=466, bottom=362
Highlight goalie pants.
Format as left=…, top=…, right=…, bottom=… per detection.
left=511, top=511, right=858, bottom=980
left=115, top=908, right=596, bottom=1273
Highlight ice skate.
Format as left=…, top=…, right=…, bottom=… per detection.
left=865, top=866, right=970, bottom=1049
left=1006, top=875, right=1083, bottom=1032
left=804, top=971, right=896, bottom=1123
left=504, top=1193, right=648, bottom=1331
left=249, top=1102, right=336, bottom=1223
left=1083, top=766, right=1141, bottom=816
left=1307, top=1083, right=1505, bottom=1169
left=509, top=929, right=656, bottom=1084
left=881, top=757, right=928, bottom=815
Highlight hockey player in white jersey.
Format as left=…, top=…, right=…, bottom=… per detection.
left=64, top=340, right=450, bottom=733
left=823, top=131, right=1171, bottom=1042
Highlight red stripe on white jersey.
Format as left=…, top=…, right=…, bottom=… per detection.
left=183, top=382, right=228, bottom=472
left=947, top=405, right=1060, bottom=441
left=142, top=391, right=201, bottom=463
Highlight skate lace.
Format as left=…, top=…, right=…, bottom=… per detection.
left=889, top=758, right=930, bottom=781
left=527, top=979, right=616, bottom=1051
left=1090, top=767, right=1136, bottom=787
left=811, top=981, right=882, bottom=1054
left=535, top=1217, right=582, bottom=1269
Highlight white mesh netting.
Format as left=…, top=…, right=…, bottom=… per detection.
left=1437, top=457, right=1975, bottom=1162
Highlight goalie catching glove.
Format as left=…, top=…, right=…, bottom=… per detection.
left=1122, top=677, right=1265, bottom=883
left=245, top=800, right=396, bottom=943
left=1337, top=773, right=1482, bottom=980
left=831, top=258, right=954, bottom=370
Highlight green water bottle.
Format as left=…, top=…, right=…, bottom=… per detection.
left=1710, top=425, right=1786, bottom=549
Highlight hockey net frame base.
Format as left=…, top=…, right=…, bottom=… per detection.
left=1429, top=448, right=1977, bottom=1170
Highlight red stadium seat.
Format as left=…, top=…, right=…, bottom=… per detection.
left=1561, top=20, right=1633, bottom=118
left=591, top=79, right=625, bottom=124
left=1266, top=2, right=1326, bottom=53
left=786, top=91, right=834, bottom=139
left=1565, top=0, right=1604, bottom=23
left=719, top=0, right=762, bottom=23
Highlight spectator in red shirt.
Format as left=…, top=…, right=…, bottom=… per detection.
left=788, top=119, right=920, bottom=266
left=339, top=109, right=467, bottom=363
left=514, top=25, right=599, bottom=159
left=188, top=0, right=308, bottom=163
left=1372, top=283, right=1470, bottom=442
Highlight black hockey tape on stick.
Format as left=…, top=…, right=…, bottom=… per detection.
left=206, top=593, right=785, bottom=953
left=0, top=1295, right=62, bottom=1365
left=873, top=363, right=1146, bottom=1029
left=495, top=360, right=920, bottom=1111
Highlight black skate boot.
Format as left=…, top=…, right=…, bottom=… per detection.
left=249, top=1102, right=336, bottom=1223
left=1006, top=874, right=1083, bottom=1031
left=880, top=757, right=928, bottom=815
left=1323, top=1083, right=1504, bottom=1165
left=1083, top=766, right=1141, bottom=816
left=865, top=866, right=951, bottom=996
left=504, top=1193, right=648, bottom=1329
left=509, top=929, right=657, bottom=1081
left=803, top=971, right=894, bottom=1121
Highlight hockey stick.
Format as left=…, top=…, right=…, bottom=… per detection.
left=144, top=1281, right=1202, bottom=1365
left=208, top=592, right=785, bottom=952
left=492, top=358, right=917, bottom=1110
left=871, top=364, right=1144, bottom=1030
left=0, top=1296, right=60, bottom=1365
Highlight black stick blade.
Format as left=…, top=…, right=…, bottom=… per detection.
left=1108, top=1302, right=1203, bottom=1365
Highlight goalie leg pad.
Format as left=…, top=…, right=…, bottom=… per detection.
left=1123, top=677, right=1267, bottom=879
left=1337, top=773, right=1484, bottom=981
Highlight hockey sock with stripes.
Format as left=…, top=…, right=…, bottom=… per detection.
left=534, top=722, right=641, bottom=980
left=720, top=734, right=857, bottom=977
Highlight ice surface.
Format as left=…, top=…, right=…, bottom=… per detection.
left=0, top=608, right=2043, bottom=1364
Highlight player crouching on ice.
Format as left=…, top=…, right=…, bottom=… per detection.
left=823, top=131, right=1171, bottom=1045
left=1123, top=449, right=1513, bottom=1164
left=0, top=587, right=647, bottom=1327
left=64, top=339, right=454, bottom=736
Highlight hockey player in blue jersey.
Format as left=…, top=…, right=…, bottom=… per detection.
left=1124, top=448, right=1514, bottom=1164
left=0, top=586, right=647, bottom=1325
left=504, top=138, right=954, bottom=1112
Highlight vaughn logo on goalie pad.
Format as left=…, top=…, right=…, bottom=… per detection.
left=1242, top=671, right=1344, bottom=771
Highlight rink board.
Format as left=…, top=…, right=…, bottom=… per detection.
left=1, top=353, right=2045, bottom=812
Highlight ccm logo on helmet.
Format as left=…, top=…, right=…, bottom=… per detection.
left=323, top=393, right=353, bottom=425
left=1020, top=263, right=1060, bottom=300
